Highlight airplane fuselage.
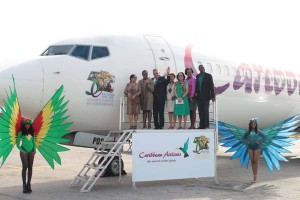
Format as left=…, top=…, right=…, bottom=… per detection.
left=0, top=35, right=299, bottom=131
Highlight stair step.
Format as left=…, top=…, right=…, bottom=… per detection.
left=76, top=175, right=92, bottom=182
left=109, top=131, right=124, bottom=134
left=84, top=163, right=105, bottom=170
left=80, top=188, right=90, bottom=193
left=101, top=141, right=123, bottom=144
left=93, top=151, right=113, bottom=156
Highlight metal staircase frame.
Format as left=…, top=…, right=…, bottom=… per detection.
left=70, top=130, right=134, bottom=192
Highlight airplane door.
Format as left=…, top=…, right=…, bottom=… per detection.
left=143, top=36, right=177, bottom=74
left=42, top=57, right=65, bottom=90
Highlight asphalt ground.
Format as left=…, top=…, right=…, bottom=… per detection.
left=0, top=141, right=300, bottom=200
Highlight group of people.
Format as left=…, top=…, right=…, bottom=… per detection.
left=123, top=70, right=267, bottom=183
left=124, top=64, right=216, bottom=130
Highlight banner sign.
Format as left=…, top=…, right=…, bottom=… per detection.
left=132, top=130, right=215, bottom=182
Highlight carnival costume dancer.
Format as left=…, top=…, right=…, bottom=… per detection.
left=17, top=119, right=36, bottom=193
left=242, top=119, right=265, bottom=182
left=218, top=116, right=299, bottom=182
left=0, top=76, right=72, bottom=193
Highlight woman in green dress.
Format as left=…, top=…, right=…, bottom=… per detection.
left=174, top=72, right=190, bottom=129
left=16, top=119, right=36, bottom=193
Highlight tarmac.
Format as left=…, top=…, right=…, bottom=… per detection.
left=0, top=141, right=300, bottom=200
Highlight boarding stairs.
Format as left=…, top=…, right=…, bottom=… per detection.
left=70, top=130, right=134, bottom=192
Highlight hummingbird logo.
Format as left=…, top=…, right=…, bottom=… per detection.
left=178, top=138, right=189, bottom=158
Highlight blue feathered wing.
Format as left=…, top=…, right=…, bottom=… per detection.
left=218, top=116, right=299, bottom=172
left=260, top=116, right=299, bottom=171
left=218, top=122, right=250, bottom=168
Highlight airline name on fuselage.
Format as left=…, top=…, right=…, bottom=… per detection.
left=232, top=63, right=299, bottom=96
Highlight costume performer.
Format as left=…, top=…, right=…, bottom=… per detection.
left=16, top=119, right=36, bottom=193
left=0, top=76, right=72, bottom=193
left=218, top=116, right=299, bottom=182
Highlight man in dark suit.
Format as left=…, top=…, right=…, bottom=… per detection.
left=195, top=64, right=215, bottom=129
left=152, top=67, right=170, bottom=129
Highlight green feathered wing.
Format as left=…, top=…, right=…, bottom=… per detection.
left=0, top=77, right=23, bottom=166
left=32, top=85, right=73, bottom=169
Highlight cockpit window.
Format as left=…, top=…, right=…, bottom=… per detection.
left=41, top=45, right=74, bottom=56
left=41, top=44, right=109, bottom=61
left=71, top=45, right=90, bottom=60
left=91, top=46, right=110, bottom=60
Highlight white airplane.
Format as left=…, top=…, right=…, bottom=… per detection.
left=0, top=34, right=299, bottom=148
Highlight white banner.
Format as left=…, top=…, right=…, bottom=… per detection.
left=132, top=130, right=215, bottom=182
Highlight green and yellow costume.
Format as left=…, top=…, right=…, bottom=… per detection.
left=0, top=76, right=72, bottom=169
left=16, top=132, right=36, bottom=153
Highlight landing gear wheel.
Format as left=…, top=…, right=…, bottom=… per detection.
left=107, top=157, right=124, bottom=176
left=98, top=156, right=124, bottom=176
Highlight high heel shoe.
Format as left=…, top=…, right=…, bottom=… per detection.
left=23, top=183, right=28, bottom=193
left=27, top=182, right=32, bottom=193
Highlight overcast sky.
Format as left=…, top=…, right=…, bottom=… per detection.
left=1, top=0, right=299, bottom=69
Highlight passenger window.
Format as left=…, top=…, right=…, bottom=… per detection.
left=71, top=45, right=90, bottom=60
left=214, top=64, right=221, bottom=74
left=223, top=65, right=229, bottom=75
left=91, top=46, right=110, bottom=60
left=206, top=63, right=213, bottom=73
left=230, top=66, right=237, bottom=74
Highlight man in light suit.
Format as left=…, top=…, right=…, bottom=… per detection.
left=195, top=65, right=215, bottom=129
left=152, top=67, right=170, bottom=129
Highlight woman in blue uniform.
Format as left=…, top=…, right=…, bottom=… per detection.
left=243, top=118, right=265, bottom=183
left=16, top=119, right=36, bottom=193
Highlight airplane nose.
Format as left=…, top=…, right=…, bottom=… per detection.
left=0, top=59, right=44, bottom=118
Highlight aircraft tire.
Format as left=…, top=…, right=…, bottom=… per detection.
left=106, top=156, right=124, bottom=176
left=98, top=156, right=124, bottom=176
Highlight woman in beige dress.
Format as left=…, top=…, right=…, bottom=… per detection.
left=138, top=70, right=154, bottom=129
left=124, top=74, right=141, bottom=129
